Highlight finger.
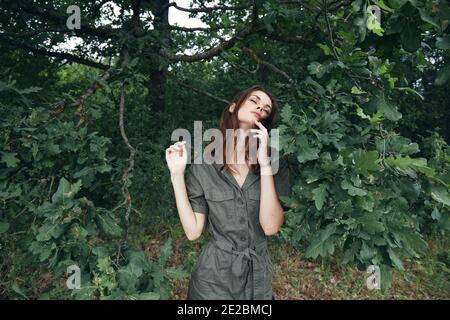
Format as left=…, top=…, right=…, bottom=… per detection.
left=255, top=120, right=267, bottom=131
left=254, top=134, right=267, bottom=142
left=174, top=144, right=183, bottom=153
left=172, top=144, right=182, bottom=149
left=254, top=120, right=263, bottom=128
left=249, top=129, right=262, bottom=137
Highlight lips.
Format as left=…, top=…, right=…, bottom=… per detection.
left=251, top=112, right=261, bottom=120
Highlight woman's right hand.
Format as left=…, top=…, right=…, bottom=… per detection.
left=165, top=141, right=188, bottom=176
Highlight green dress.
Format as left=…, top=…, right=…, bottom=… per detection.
left=185, top=152, right=291, bottom=300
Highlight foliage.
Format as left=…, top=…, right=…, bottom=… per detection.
left=1, top=0, right=449, bottom=297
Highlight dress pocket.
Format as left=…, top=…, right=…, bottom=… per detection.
left=204, top=189, right=235, bottom=222
left=204, top=189, right=234, bottom=201
left=248, top=189, right=260, bottom=201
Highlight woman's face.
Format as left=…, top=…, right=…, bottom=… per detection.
left=230, top=90, right=273, bottom=129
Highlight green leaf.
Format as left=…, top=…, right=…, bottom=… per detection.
left=431, top=207, right=441, bottom=221
left=357, top=211, right=385, bottom=233
left=51, top=178, right=82, bottom=203
left=307, top=62, right=326, bottom=78
left=317, top=43, right=333, bottom=56
left=296, top=136, right=320, bottom=163
left=430, top=185, right=450, bottom=207
left=73, top=167, right=93, bottom=178
left=394, top=87, right=424, bottom=100
left=305, top=223, right=337, bottom=259
left=158, top=237, right=173, bottom=266
left=118, top=267, right=139, bottom=293
left=387, top=247, right=405, bottom=271
left=52, top=178, right=70, bottom=203
left=341, top=179, right=367, bottom=196
left=435, top=64, right=450, bottom=86
left=380, top=264, right=392, bottom=292
left=12, top=283, right=28, bottom=299
left=436, top=36, right=450, bottom=50
left=19, top=86, right=42, bottom=94
left=372, top=0, right=394, bottom=12
left=280, top=104, right=293, bottom=122
left=418, top=8, right=440, bottom=29
left=36, top=223, right=64, bottom=242
left=1, top=152, right=20, bottom=168
left=129, top=292, right=160, bottom=300
left=400, top=21, right=422, bottom=52
left=385, top=155, right=434, bottom=176
left=352, top=149, right=381, bottom=175
left=377, top=95, right=402, bottom=121
left=356, top=195, right=375, bottom=212
left=126, top=249, right=151, bottom=271
left=166, top=267, right=189, bottom=280
left=95, top=212, right=122, bottom=237
left=392, top=227, right=428, bottom=255
left=0, top=221, right=10, bottom=234
left=352, top=87, right=365, bottom=95
left=312, top=183, right=328, bottom=210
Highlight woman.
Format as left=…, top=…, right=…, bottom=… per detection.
left=165, top=85, right=290, bottom=300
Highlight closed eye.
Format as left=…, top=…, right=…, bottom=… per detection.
left=250, top=98, right=271, bottom=113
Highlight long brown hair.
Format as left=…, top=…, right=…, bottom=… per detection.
left=211, top=85, right=279, bottom=175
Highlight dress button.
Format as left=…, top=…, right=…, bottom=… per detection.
left=240, top=236, right=246, bottom=242
left=239, top=217, right=246, bottom=224
left=237, top=198, right=244, bottom=205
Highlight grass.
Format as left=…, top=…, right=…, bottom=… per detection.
left=3, top=214, right=447, bottom=300
left=140, top=224, right=450, bottom=300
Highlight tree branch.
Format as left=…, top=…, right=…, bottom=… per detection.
left=159, top=25, right=255, bottom=62
left=219, top=53, right=259, bottom=75
left=0, top=37, right=110, bottom=70
left=172, top=78, right=229, bottom=104
left=115, top=82, right=137, bottom=265
left=0, top=28, right=65, bottom=38
left=19, top=5, right=114, bottom=39
left=243, top=47, right=294, bottom=84
left=168, top=24, right=235, bottom=32
left=71, top=68, right=114, bottom=127
left=163, top=2, right=251, bottom=14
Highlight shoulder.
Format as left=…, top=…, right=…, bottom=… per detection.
left=187, top=155, right=212, bottom=177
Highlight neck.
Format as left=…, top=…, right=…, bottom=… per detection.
left=233, top=129, right=251, bottom=165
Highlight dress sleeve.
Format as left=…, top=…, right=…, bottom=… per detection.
left=185, top=165, right=209, bottom=215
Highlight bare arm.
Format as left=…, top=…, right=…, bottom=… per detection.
left=251, top=120, right=284, bottom=236
left=170, top=172, right=206, bottom=240
left=166, top=141, right=206, bottom=241
left=259, top=165, right=284, bottom=236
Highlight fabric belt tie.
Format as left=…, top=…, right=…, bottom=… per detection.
left=212, top=238, right=269, bottom=300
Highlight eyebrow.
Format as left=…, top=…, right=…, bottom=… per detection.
left=251, top=94, right=272, bottom=110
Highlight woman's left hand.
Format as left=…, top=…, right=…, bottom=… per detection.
left=250, top=120, right=271, bottom=168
